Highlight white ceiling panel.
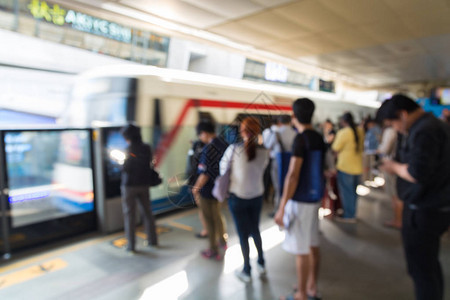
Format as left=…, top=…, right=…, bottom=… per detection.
left=313, top=51, right=368, bottom=66
left=182, top=0, right=263, bottom=19
left=239, top=11, right=311, bottom=40
left=383, top=40, right=426, bottom=57
left=250, top=0, right=295, bottom=8
left=324, top=26, right=378, bottom=49
left=419, top=34, right=450, bottom=54
left=353, top=45, right=395, bottom=61
left=293, top=34, right=346, bottom=54
left=58, top=0, right=450, bottom=87
left=273, top=0, right=350, bottom=33
left=119, top=0, right=226, bottom=28
left=264, top=40, right=314, bottom=58
left=320, top=0, right=396, bottom=25
left=359, top=19, right=412, bottom=44
left=209, top=22, right=278, bottom=46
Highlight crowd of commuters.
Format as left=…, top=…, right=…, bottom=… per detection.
left=118, top=93, right=449, bottom=300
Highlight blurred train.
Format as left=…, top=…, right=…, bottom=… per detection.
left=63, top=65, right=378, bottom=223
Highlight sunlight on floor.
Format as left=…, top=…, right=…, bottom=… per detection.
left=223, top=225, right=285, bottom=274
left=139, top=271, right=188, bottom=300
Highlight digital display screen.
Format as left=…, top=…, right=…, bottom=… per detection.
left=103, top=128, right=128, bottom=197
left=5, top=130, right=94, bottom=228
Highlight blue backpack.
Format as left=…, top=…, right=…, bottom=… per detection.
left=291, top=133, right=325, bottom=203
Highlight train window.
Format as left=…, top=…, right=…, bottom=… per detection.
left=198, top=111, right=215, bottom=124
left=235, top=113, right=275, bottom=130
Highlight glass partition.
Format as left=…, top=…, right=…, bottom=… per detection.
left=5, top=129, right=94, bottom=227
left=0, top=128, right=96, bottom=254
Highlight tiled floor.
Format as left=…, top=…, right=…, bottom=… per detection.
left=0, top=187, right=449, bottom=300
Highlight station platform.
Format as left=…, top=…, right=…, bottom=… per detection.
left=0, top=187, right=449, bottom=300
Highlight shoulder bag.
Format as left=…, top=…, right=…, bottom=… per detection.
left=212, top=144, right=235, bottom=202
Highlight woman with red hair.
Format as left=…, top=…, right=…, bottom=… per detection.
left=220, top=117, right=269, bottom=283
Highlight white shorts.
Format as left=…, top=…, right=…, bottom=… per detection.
left=282, top=200, right=320, bottom=255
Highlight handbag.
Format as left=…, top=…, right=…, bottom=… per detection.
left=148, top=168, right=162, bottom=187
left=212, top=145, right=235, bottom=202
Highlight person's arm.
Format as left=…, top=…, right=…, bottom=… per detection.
left=331, top=130, right=344, bottom=153
left=219, top=145, right=233, bottom=176
left=383, top=128, right=442, bottom=184
left=274, top=156, right=303, bottom=227
left=377, top=128, right=396, bottom=155
left=192, top=173, right=210, bottom=196
left=192, top=147, right=210, bottom=196
left=380, top=160, right=416, bottom=183
left=263, top=130, right=277, bottom=150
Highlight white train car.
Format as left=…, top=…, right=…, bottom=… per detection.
left=65, top=65, right=377, bottom=215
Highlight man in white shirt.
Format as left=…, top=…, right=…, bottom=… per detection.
left=263, top=115, right=297, bottom=216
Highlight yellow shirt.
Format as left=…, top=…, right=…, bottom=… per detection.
left=332, top=127, right=365, bottom=175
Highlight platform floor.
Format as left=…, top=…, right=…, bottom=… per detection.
left=0, top=187, right=449, bottom=300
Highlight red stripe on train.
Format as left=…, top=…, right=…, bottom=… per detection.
left=154, top=98, right=291, bottom=167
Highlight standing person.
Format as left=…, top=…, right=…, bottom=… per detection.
left=376, top=94, right=450, bottom=300
left=120, top=124, right=158, bottom=253
left=264, top=115, right=297, bottom=216
left=275, top=98, right=325, bottom=300
left=322, top=119, right=336, bottom=148
left=377, top=126, right=403, bottom=229
left=332, top=112, right=364, bottom=223
left=192, top=121, right=228, bottom=260
left=220, top=117, right=269, bottom=283
left=186, top=140, right=208, bottom=239
left=262, top=117, right=279, bottom=214
left=363, top=117, right=381, bottom=182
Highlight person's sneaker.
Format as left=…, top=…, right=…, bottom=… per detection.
left=335, top=216, right=357, bottom=224
left=256, top=263, right=266, bottom=276
left=201, top=249, right=221, bottom=260
left=234, top=270, right=251, bottom=283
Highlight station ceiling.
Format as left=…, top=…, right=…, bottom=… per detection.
left=54, top=0, right=450, bottom=89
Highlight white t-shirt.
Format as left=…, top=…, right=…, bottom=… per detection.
left=263, top=125, right=297, bottom=156
left=378, top=127, right=397, bottom=158
left=220, top=144, right=269, bottom=199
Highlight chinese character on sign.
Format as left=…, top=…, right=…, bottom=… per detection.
left=49, top=4, right=66, bottom=25
left=28, top=0, right=66, bottom=25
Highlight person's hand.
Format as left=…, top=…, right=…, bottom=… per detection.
left=191, top=186, right=200, bottom=198
left=274, top=208, right=284, bottom=227
left=192, top=190, right=200, bottom=205
left=324, top=169, right=336, bottom=178
left=379, top=158, right=396, bottom=174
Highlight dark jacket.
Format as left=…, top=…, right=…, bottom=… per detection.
left=122, top=142, right=153, bottom=187
left=397, top=113, right=450, bottom=210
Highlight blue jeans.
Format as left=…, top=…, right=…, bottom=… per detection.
left=337, top=171, right=360, bottom=219
left=228, top=194, right=264, bottom=274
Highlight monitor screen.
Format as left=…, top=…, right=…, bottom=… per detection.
left=103, top=127, right=128, bottom=197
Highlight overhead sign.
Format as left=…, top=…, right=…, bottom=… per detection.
left=265, top=61, right=288, bottom=83
left=28, top=0, right=132, bottom=43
